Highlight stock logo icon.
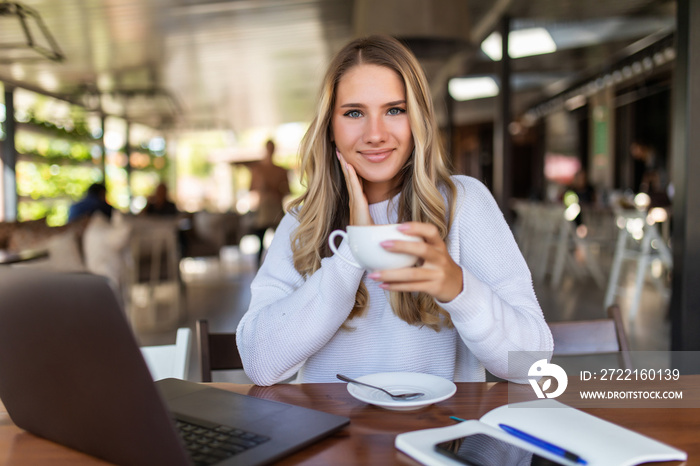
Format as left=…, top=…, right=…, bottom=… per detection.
left=528, top=359, right=568, bottom=399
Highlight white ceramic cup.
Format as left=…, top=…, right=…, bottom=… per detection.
left=328, top=224, right=422, bottom=271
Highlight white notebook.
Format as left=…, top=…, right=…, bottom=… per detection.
left=395, top=399, right=686, bottom=466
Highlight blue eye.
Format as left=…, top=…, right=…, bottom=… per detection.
left=387, top=107, right=406, bottom=116
left=344, top=110, right=362, bottom=118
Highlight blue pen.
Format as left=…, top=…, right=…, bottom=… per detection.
left=499, top=424, right=588, bottom=465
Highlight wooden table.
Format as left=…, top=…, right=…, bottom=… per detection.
left=1, top=378, right=697, bottom=465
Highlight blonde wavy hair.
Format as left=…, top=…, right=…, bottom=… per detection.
left=288, top=35, right=457, bottom=331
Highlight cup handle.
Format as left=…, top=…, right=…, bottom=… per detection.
left=328, top=230, right=361, bottom=268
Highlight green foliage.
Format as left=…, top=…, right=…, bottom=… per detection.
left=15, top=111, right=103, bottom=225
left=16, top=130, right=94, bottom=162
left=187, top=152, right=211, bottom=177
left=17, top=159, right=101, bottom=226
left=17, top=161, right=100, bottom=200
left=18, top=200, right=50, bottom=221
left=176, top=135, right=218, bottom=178
left=12, top=90, right=169, bottom=223
left=21, top=102, right=99, bottom=142
left=18, top=199, right=72, bottom=226
left=131, top=170, right=162, bottom=197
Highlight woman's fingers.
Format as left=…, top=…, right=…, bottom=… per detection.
left=397, top=222, right=442, bottom=245
left=374, top=265, right=463, bottom=302
left=380, top=239, right=433, bottom=261
left=336, top=149, right=354, bottom=194
left=373, top=265, right=458, bottom=301
left=345, top=163, right=364, bottom=202
left=372, top=266, right=433, bottom=284
left=370, top=221, right=463, bottom=302
left=336, top=148, right=372, bottom=226
left=381, top=223, right=442, bottom=262
left=336, top=149, right=352, bottom=193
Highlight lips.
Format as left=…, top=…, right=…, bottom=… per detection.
left=360, top=149, right=393, bottom=163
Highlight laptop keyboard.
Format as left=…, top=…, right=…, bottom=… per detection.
left=176, top=418, right=270, bottom=465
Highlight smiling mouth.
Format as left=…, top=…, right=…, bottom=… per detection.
left=361, top=149, right=393, bottom=163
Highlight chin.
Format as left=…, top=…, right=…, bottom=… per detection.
left=358, top=165, right=402, bottom=182
left=359, top=173, right=398, bottom=185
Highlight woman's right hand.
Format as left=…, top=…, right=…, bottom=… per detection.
left=337, top=148, right=373, bottom=226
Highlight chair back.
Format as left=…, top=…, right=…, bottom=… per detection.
left=548, top=305, right=632, bottom=370
left=196, top=320, right=243, bottom=382
left=140, top=327, right=192, bottom=380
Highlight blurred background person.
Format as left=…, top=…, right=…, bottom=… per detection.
left=68, top=183, right=113, bottom=223
left=248, top=139, right=290, bottom=266
left=630, top=140, right=670, bottom=207
left=561, top=168, right=596, bottom=227
left=566, top=168, right=596, bottom=206
left=561, top=168, right=598, bottom=263
left=142, top=182, right=179, bottom=216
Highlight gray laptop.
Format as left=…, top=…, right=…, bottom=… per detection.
left=0, top=268, right=348, bottom=465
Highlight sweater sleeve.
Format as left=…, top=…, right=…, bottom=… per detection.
left=438, top=176, right=553, bottom=382
left=236, top=213, right=365, bottom=385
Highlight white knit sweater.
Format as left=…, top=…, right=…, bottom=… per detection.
left=236, top=175, right=553, bottom=385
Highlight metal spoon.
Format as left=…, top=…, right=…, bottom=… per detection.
left=336, top=374, right=424, bottom=400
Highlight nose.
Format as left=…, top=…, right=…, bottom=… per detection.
left=363, top=115, right=388, bottom=144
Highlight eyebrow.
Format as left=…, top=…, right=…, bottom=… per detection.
left=339, top=99, right=406, bottom=108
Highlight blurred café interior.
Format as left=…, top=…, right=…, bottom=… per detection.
left=0, top=0, right=699, bottom=382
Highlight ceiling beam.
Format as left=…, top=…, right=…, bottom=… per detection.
left=429, top=0, right=515, bottom=124
left=470, top=0, right=515, bottom=45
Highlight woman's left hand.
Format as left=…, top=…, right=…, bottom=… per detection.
left=369, top=222, right=463, bottom=303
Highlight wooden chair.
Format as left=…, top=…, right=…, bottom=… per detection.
left=196, top=320, right=243, bottom=383
left=140, top=327, right=191, bottom=380
left=548, top=305, right=632, bottom=370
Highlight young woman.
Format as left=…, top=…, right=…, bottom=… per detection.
left=236, top=35, right=552, bottom=386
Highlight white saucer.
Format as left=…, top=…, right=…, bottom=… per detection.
left=345, top=372, right=457, bottom=411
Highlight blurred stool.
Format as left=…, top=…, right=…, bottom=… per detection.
left=550, top=206, right=608, bottom=289
left=530, top=203, right=566, bottom=283
left=604, top=208, right=672, bottom=322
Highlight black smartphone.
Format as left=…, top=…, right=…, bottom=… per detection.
left=434, top=433, right=567, bottom=466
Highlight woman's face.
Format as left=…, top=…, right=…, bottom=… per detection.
left=331, top=64, right=413, bottom=203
